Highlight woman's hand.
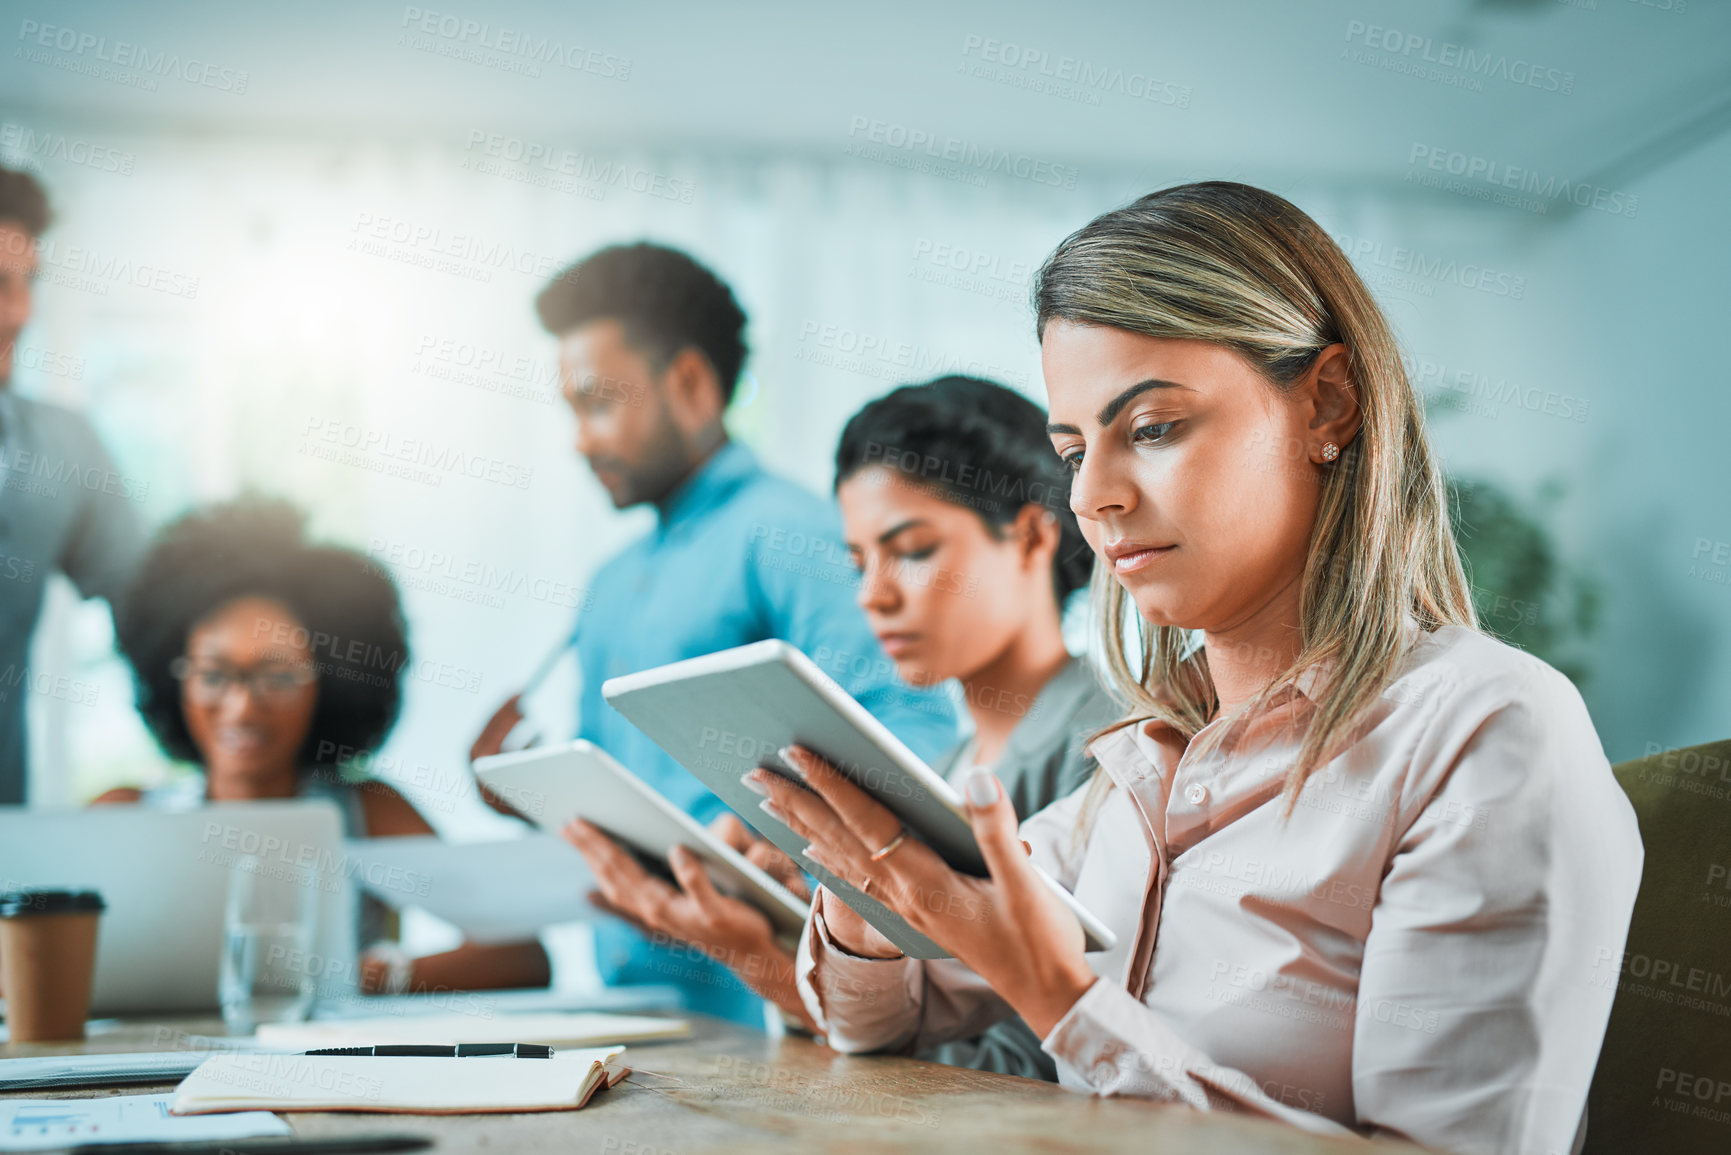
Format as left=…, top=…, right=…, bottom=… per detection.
left=561, top=818, right=776, bottom=959
left=358, top=941, right=550, bottom=994
left=709, top=813, right=812, bottom=902
left=810, top=883, right=905, bottom=960
left=357, top=947, right=408, bottom=995
left=748, top=747, right=1098, bottom=1036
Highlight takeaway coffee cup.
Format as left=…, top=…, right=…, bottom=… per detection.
left=0, top=889, right=105, bottom=1042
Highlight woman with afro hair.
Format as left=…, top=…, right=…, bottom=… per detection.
left=94, top=497, right=550, bottom=995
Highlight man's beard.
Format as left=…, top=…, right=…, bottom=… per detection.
left=594, top=410, right=694, bottom=509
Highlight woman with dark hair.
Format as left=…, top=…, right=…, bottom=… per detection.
left=94, top=498, right=549, bottom=995
left=563, top=377, right=1114, bottom=1077
left=828, top=376, right=1107, bottom=817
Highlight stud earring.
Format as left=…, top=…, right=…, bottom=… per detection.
left=1321, top=442, right=1340, bottom=462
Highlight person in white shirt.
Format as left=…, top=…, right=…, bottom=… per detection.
left=751, top=181, right=1642, bottom=1155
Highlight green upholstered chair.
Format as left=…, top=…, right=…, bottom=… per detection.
left=1584, top=739, right=1731, bottom=1154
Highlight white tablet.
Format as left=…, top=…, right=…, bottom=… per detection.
left=474, top=740, right=811, bottom=937
left=602, top=639, right=1118, bottom=959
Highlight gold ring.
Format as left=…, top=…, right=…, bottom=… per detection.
left=868, top=831, right=907, bottom=862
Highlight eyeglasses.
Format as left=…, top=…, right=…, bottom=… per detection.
left=170, top=657, right=317, bottom=705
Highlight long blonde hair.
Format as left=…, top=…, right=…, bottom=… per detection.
left=1035, top=182, right=1477, bottom=810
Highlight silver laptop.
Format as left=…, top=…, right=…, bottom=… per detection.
left=0, top=801, right=358, bottom=1014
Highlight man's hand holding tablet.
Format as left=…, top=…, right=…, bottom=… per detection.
left=473, top=741, right=810, bottom=937
left=563, top=813, right=807, bottom=947
left=748, top=748, right=1097, bottom=1037
left=710, top=814, right=811, bottom=900
left=561, top=813, right=818, bottom=1030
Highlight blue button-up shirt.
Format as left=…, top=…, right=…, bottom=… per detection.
left=572, top=440, right=957, bottom=1022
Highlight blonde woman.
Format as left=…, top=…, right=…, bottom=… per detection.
left=752, top=183, right=1642, bottom=1152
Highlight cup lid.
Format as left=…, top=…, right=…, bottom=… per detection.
left=0, top=889, right=106, bottom=918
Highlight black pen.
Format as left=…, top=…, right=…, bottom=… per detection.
left=68, top=1134, right=431, bottom=1155
left=302, top=1043, right=553, bottom=1058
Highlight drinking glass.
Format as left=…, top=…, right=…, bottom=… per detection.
left=219, top=853, right=318, bottom=1031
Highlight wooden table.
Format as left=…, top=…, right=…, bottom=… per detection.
left=4, top=1014, right=1423, bottom=1153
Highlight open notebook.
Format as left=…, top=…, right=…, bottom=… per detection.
left=254, top=1011, right=689, bottom=1050
left=170, top=1047, right=629, bottom=1115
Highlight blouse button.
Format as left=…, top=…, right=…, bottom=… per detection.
left=1184, top=783, right=1209, bottom=806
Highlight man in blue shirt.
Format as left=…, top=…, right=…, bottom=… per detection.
left=474, top=244, right=956, bottom=1024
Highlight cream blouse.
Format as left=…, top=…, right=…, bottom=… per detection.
left=796, top=623, right=1643, bottom=1155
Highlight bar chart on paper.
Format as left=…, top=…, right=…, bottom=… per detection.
left=0, top=1093, right=288, bottom=1151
